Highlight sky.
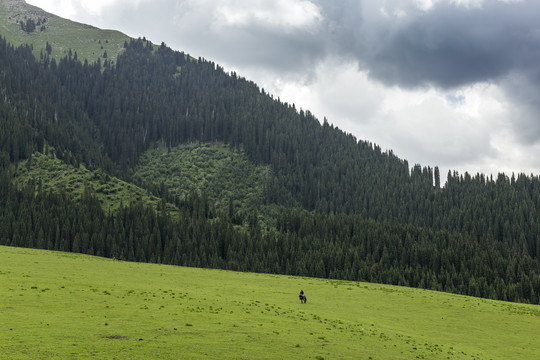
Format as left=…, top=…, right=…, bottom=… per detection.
left=27, top=0, right=540, bottom=179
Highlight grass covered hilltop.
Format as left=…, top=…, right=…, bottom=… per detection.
left=1, top=246, right=539, bottom=359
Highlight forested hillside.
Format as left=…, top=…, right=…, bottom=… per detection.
left=1, top=17, right=539, bottom=304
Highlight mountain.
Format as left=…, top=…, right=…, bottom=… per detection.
left=0, top=0, right=129, bottom=65
left=0, top=0, right=539, bottom=304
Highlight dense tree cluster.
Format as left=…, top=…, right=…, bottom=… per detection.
left=1, top=179, right=538, bottom=303
left=1, top=35, right=539, bottom=303
left=18, top=17, right=47, bottom=33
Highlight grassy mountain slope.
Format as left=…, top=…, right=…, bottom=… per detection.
left=14, top=151, right=178, bottom=214
left=13, top=142, right=274, bottom=224
left=134, top=143, right=267, bottom=206
left=0, top=0, right=129, bottom=64
left=133, top=143, right=282, bottom=225
left=2, top=245, right=539, bottom=360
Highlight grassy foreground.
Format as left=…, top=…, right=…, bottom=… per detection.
left=1, top=246, right=539, bottom=359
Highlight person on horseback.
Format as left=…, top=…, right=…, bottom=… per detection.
left=299, top=289, right=307, bottom=303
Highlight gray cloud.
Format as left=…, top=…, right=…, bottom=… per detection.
left=73, top=1, right=540, bottom=90
left=310, top=0, right=540, bottom=148
left=311, top=0, right=540, bottom=90
left=27, top=0, right=540, bottom=175
left=502, top=68, right=540, bottom=144
left=84, top=0, right=326, bottom=78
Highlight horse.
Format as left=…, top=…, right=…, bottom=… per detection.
left=299, top=294, right=307, bottom=303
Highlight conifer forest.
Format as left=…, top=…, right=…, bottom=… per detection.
left=1, top=36, right=539, bottom=304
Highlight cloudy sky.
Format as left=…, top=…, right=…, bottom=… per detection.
left=27, top=0, right=540, bottom=179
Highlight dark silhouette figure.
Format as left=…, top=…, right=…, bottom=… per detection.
left=299, top=290, right=307, bottom=303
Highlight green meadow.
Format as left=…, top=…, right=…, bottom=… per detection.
left=1, top=246, right=539, bottom=359
left=0, top=0, right=129, bottom=64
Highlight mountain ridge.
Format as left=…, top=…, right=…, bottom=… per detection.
left=0, top=0, right=539, bottom=304
left=0, top=0, right=129, bottom=65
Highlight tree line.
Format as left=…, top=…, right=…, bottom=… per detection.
left=1, top=178, right=538, bottom=303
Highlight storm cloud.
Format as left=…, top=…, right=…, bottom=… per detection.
left=27, top=0, right=540, bottom=176
left=327, top=1, right=540, bottom=89
left=314, top=0, right=540, bottom=147
left=34, top=0, right=540, bottom=87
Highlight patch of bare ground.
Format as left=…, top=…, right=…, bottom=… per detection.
left=101, top=335, right=129, bottom=340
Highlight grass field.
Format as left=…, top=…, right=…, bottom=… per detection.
left=0, top=0, right=129, bottom=64
left=1, top=246, right=539, bottom=359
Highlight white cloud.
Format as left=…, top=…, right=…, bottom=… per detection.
left=412, top=0, right=489, bottom=11
left=27, top=0, right=78, bottom=18
left=450, top=0, right=483, bottom=9
left=214, top=0, right=321, bottom=30
left=27, top=0, right=145, bottom=24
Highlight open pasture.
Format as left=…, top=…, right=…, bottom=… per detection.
left=1, top=246, right=539, bottom=359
